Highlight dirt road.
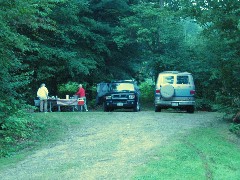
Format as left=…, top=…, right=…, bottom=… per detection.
left=0, top=111, right=223, bottom=179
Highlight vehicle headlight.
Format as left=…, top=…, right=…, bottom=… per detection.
left=105, top=96, right=112, bottom=100
left=129, top=95, right=135, bottom=99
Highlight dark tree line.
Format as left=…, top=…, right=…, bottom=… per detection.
left=0, top=0, right=239, bottom=126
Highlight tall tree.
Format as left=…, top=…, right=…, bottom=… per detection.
left=113, top=2, right=190, bottom=81
left=88, top=0, right=141, bottom=80
left=181, top=0, right=240, bottom=110
left=0, top=0, right=39, bottom=125
left=16, top=0, right=111, bottom=99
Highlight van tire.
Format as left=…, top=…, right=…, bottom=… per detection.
left=155, top=106, right=161, bottom=112
left=187, top=106, right=194, bottom=113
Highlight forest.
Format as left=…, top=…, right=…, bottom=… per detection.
left=0, top=0, right=239, bottom=154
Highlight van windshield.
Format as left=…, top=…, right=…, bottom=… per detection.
left=177, top=76, right=189, bottom=84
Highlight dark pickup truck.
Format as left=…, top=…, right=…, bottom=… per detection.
left=96, top=80, right=140, bottom=112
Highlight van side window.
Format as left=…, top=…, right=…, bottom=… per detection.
left=177, top=76, right=189, bottom=84
left=163, top=76, right=174, bottom=84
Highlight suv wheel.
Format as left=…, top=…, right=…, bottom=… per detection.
left=155, top=106, right=161, bottom=112
left=133, top=102, right=140, bottom=112
left=187, top=106, right=194, bottom=113
left=104, top=103, right=109, bottom=112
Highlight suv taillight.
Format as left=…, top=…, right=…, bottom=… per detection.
left=190, top=90, right=195, bottom=95
left=156, top=89, right=160, bottom=94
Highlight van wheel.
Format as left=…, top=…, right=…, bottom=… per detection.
left=155, top=106, right=161, bottom=112
left=187, top=106, right=194, bottom=113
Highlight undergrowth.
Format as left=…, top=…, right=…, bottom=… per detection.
left=229, top=123, right=240, bottom=136
left=0, top=111, right=69, bottom=158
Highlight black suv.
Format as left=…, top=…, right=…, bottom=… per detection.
left=96, top=80, right=140, bottom=112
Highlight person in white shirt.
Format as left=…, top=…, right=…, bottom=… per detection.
left=37, top=83, right=49, bottom=112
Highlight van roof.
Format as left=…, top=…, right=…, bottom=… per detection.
left=111, top=80, right=136, bottom=83
left=159, top=71, right=192, bottom=75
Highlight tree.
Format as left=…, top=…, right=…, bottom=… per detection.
left=88, top=0, right=140, bottom=81
left=0, top=0, right=67, bottom=156
left=113, top=2, right=191, bottom=81
left=180, top=0, right=240, bottom=111
left=16, top=0, right=112, bottom=100
left=0, top=0, right=38, bottom=125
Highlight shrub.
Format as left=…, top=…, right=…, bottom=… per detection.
left=139, top=79, right=155, bottom=104
left=195, top=98, right=213, bottom=111
left=58, top=82, right=78, bottom=97
left=229, top=123, right=240, bottom=136
left=0, top=111, right=37, bottom=157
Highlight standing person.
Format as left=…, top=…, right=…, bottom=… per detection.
left=37, top=83, right=49, bottom=112
left=75, top=84, right=88, bottom=111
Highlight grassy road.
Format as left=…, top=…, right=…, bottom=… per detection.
left=0, top=110, right=240, bottom=179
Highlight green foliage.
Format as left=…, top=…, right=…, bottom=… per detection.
left=139, top=79, right=155, bottom=104
left=0, top=111, right=36, bottom=157
left=0, top=0, right=34, bottom=125
left=229, top=123, right=240, bottom=136
left=58, top=81, right=78, bottom=97
left=180, top=0, right=240, bottom=112
left=0, top=112, right=87, bottom=158
left=114, top=3, right=191, bottom=81
left=195, top=98, right=213, bottom=111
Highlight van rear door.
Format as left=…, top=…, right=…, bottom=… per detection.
left=174, top=75, right=195, bottom=97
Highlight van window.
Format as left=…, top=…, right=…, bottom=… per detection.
left=163, top=76, right=174, bottom=84
left=177, top=76, right=189, bottom=84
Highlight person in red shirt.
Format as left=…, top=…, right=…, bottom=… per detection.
left=75, top=84, right=88, bottom=111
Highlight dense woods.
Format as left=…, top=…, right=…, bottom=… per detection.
left=0, top=0, right=239, bottom=155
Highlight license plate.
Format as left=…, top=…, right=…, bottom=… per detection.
left=172, top=102, right=178, bottom=106
left=117, top=103, right=123, bottom=106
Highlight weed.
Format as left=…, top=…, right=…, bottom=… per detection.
left=229, top=123, right=240, bottom=136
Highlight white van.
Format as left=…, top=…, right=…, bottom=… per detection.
left=154, top=71, right=195, bottom=113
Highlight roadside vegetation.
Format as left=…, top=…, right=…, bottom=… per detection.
left=0, top=113, right=86, bottom=158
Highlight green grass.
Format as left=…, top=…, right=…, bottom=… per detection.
left=0, top=112, right=86, bottom=170
left=134, top=128, right=240, bottom=180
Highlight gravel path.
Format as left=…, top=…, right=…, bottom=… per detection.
left=0, top=111, right=222, bottom=180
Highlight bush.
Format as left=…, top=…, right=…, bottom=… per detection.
left=58, top=82, right=78, bottom=97
left=0, top=111, right=38, bottom=157
left=195, top=98, right=213, bottom=111
left=139, top=79, right=155, bottom=104
left=229, top=123, right=240, bottom=136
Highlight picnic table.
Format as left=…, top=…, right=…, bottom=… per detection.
left=34, top=98, right=84, bottom=112
left=56, top=99, right=78, bottom=112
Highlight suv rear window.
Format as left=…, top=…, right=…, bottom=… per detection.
left=177, top=76, right=189, bottom=84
